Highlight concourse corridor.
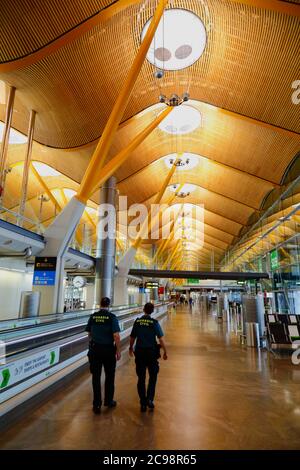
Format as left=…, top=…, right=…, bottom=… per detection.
left=1, top=306, right=300, bottom=450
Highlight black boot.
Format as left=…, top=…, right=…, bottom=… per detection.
left=104, top=400, right=117, bottom=408
left=147, top=400, right=155, bottom=410
left=93, top=405, right=101, bottom=414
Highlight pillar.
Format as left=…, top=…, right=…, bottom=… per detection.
left=32, top=196, right=86, bottom=314
left=114, top=246, right=137, bottom=306
left=94, top=177, right=117, bottom=307
left=18, top=110, right=36, bottom=225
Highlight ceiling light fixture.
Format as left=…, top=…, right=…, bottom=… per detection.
left=159, top=92, right=189, bottom=106
left=169, top=183, right=196, bottom=198
left=164, top=153, right=199, bottom=170
left=141, top=9, right=207, bottom=71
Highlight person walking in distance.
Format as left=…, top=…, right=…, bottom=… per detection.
left=85, top=297, right=121, bottom=414
left=129, top=302, right=168, bottom=412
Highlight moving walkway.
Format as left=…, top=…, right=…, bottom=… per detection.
left=0, top=302, right=170, bottom=428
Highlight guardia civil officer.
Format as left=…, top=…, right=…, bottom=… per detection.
left=85, top=297, right=121, bottom=414
left=129, top=302, right=168, bottom=412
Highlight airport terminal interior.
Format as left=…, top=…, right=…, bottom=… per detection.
left=0, top=0, right=300, bottom=451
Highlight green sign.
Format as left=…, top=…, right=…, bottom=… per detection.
left=270, top=250, right=279, bottom=270
left=1, top=369, right=10, bottom=389
left=258, top=257, right=263, bottom=272
left=0, top=347, right=60, bottom=391
left=187, top=279, right=200, bottom=285
left=50, top=351, right=56, bottom=365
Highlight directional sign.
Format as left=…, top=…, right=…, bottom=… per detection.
left=270, top=250, right=279, bottom=270
left=33, top=257, right=57, bottom=286
left=0, top=347, right=60, bottom=391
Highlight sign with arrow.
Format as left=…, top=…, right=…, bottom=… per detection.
left=1, top=369, right=10, bottom=389
left=33, top=256, right=57, bottom=286
left=0, top=347, right=60, bottom=391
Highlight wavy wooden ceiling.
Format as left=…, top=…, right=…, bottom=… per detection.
left=0, top=0, right=300, bottom=268
left=0, top=0, right=299, bottom=147
left=0, top=0, right=115, bottom=62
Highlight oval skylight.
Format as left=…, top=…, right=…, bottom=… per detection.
left=141, top=9, right=207, bottom=71
left=159, top=104, right=201, bottom=135
left=0, top=121, right=27, bottom=144
left=169, top=183, right=196, bottom=194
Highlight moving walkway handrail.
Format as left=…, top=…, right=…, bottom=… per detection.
left=0, top=303, right=141, bottom=332
left=0, top=301, right=168, bottom=335
left=0, top=302, right=170, bottom=359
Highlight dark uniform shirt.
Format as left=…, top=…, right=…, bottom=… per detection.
left=85, top=309, right=120, bottom=345
left=130, top=315, right=164, bottom=350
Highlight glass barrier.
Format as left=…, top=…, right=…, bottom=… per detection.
left=222, top=176, right=300, bottom=273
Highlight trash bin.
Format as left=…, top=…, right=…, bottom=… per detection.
left=246, top=322, right=260, bottom=348
left=19, top=291, right=40, bottom=318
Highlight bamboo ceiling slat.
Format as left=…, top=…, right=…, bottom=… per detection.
left=0, top=0, right=299, bottom=148
left=0, top=0, right=114, bottom=62
left=109, top=102, right=300, bottom=185
left=0, top=0, right=299, bottom=261
left=116, top=156, right=272, bottom=208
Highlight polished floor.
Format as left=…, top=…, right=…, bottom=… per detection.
left=1, top=305, right=300, bottom=450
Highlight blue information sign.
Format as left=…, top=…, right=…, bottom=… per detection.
left=33, top=257, right=57, bottom=286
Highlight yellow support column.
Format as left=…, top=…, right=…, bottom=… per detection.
left=31, top=164, right=62, bottom=212
left=133, top=159, right=179, bottom=249
left=157, top=230, right=176, bottom=266
left=89, top=106, right=172, bottom=197
left=154, top=201, right=185, bottom=264
left=162, top=240, right=181, bottom=270
left=148, top=183, right=184, bottom=245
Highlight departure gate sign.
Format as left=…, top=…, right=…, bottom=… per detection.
left=33, top=257, right=57, bottom=286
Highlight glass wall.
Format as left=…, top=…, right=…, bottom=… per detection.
left=222, top=171, right=300, bottom=314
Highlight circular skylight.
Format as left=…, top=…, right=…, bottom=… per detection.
left=159, top=104, right=201, bottom=135
left=141, top=9, right=207, bottom=71
left=163, top=153, right=199, bottom=170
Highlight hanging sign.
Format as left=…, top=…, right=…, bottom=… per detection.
left=270, top=250, right=279, bottom=270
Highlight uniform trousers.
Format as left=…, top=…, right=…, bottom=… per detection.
left=135, top=348, right=159, bottom=405
left=88, top=343, right=116, bottom=406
